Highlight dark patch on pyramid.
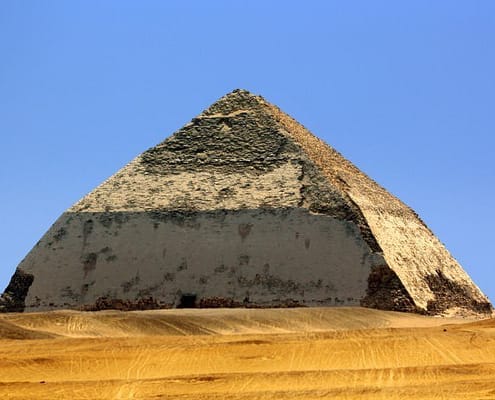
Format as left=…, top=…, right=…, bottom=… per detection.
left=0, top=269, right=34, bottom=313
left=141, top=107, right=293, bottom=173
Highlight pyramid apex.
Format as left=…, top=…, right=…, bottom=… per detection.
left=228, top=88, right=257, bottom=95
left=200, top=88, right=268, bottom=117
left=217, top=88, right=264, bottom=102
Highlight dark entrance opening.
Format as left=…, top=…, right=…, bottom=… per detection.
left=178, top=293, right=197, bottom=308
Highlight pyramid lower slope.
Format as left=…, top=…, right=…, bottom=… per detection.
left=1, top=90, right=491, bottom=316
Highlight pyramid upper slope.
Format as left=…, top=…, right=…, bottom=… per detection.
left=70, top=90, right=357, bottom=222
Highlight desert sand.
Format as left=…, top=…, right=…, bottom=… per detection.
left=0, top=307, right=494, bottom=399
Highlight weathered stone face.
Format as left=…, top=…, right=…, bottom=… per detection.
left=1, top=89, right=491, bottom=316
left=17, top=209, right=384, bottom=312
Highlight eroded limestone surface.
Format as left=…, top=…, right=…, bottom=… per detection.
left=19, top=209, right=383, bottom=312
left=1, top=89, right=491, bottom=316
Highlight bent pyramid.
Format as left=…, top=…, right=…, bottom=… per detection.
left=1, top=89, right=492, bottom=316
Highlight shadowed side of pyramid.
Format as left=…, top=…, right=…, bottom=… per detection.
left=1, top=90, right=491, bottom=316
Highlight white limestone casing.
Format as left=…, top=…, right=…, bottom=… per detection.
left=20, top=209, right=384, bottom=311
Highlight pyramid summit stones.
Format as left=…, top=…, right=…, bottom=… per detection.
left=1, top=89, right=492, bottom=316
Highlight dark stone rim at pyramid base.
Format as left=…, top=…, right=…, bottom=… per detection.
left=0, top=269, right=34, bottom=313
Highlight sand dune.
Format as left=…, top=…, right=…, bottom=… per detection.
left=0, top=307, right=494, bottom=399
left=0, top=307, right=467, bottom=338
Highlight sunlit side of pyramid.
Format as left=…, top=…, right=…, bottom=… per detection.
left=1, top=90, right=491, bottom=316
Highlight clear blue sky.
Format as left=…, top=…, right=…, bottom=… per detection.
left=1, top=1, right=494, bottom=303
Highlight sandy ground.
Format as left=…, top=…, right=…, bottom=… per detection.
left=0, top=307, right=494, bottom=399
